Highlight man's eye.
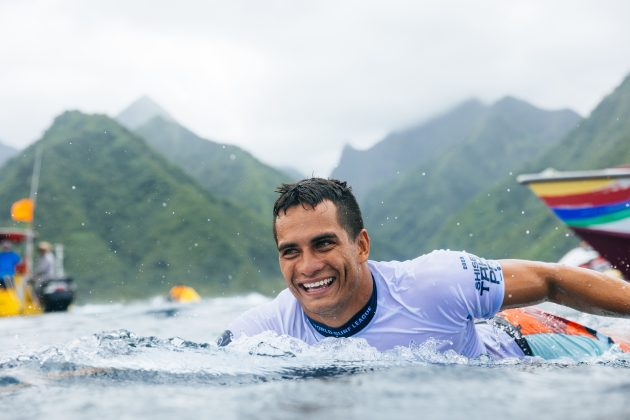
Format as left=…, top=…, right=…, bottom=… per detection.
left=316, top=240, right=334, bottom=249
left=281, top=249, right=298, bottom=258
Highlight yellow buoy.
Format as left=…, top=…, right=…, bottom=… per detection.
left=168, top=285, right=201, bottom=303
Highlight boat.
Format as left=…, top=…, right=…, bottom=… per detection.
left=0, top=147, right=76, bottom=316
left=0, top=229, right=41, bottom=316
left=38, top=242, right=76, bottom=312
left=557, top=242, right=623, bottom=278
left=517, top=167, right=630, bottom=278
left=0, top=228, right=76, bottom=316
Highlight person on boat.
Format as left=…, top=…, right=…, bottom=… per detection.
left=31, top=241, right=55, bottom=299
left=0, top=240, right=21, bottom=289
left=218, top=178, right=630, bottom=360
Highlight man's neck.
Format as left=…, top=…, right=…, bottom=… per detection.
left=307, top=264, right=374, bottom=328
left=305, top=271, right=377, bottom=338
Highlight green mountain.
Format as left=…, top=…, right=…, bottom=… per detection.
left=427, top=73, right=630, bottom=261
left=331, top=99, right=488, bottom=199
left=134, top=116, right=292, bottom=216
left=360, top=97, right=581, bottom=260
left=0, top=111, right=282, bottom=302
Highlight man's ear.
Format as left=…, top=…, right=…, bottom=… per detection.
left=356, top=229, right=370, bottom=263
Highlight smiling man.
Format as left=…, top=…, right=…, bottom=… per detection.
left=219, top=178, right=630, bottom=359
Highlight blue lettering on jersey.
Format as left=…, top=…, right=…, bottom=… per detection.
left=469, top=255, right=502, bottom=296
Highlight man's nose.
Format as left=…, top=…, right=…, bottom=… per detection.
left=298, top=249, right=324, bottom=277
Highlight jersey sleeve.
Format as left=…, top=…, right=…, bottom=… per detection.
left=406, top=250, right=505, bottom=322
left=219, top=289, right=296, bottom=345
left=226, top=305, right=276, bottom=338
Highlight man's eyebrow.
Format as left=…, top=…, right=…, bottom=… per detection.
left=277, top=233, right=340, bottom=252
left=310, top=233, right=339, bottom=244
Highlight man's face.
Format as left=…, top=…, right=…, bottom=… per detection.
left=275, top=200, right=371, bottom=325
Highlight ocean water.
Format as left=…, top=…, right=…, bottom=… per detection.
left=1, top=296, right=630, bottom=420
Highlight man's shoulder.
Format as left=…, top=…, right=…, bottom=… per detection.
left=272, top=288, right=299, bottom=306
left=233, top=288, right=299, bottom=323
left=370, top=250, right=471, bottom=278
left=370, top=250, right=505, bottom=323
left=369, top=250, right=489, bottom=299
left=227, top=288, right=305, bottom=338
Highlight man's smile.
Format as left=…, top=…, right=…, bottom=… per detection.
left=300, top=276, right=336, bottom=292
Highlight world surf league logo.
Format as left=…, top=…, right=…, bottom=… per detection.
left=310, top=304, right=373, bottom=337
left=468, top=255, right=502, bottom=296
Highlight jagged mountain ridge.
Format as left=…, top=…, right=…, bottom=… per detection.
left=134, top=116, right=291, bottom=216
left=332, top=99, right=488, bottom=199
left=357, top=97, right=581, bottom=260
left=115, top=96, right=174, bottom=130
left=116, top=96, right=292, bottom=216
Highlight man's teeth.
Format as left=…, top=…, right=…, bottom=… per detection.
left=303, top=277, right=333, bottom=289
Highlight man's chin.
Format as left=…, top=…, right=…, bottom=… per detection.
left=302, top=298, right=345, bottom=323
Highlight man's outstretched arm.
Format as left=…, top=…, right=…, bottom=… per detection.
left=500, top=259, right=630, bottom=317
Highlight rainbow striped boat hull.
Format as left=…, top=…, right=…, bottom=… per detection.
left=517, top=167, right=630, bottom=278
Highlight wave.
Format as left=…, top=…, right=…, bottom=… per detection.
left=1, top=328, right=629, bottom=391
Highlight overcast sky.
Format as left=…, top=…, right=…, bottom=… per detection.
left=1, top=1, right=630, bottom=176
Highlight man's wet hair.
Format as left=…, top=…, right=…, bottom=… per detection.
left=273, top=178, right=364, bottom=242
